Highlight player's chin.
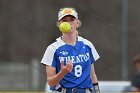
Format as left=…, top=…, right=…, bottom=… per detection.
left=70, top=29, right=77, bottom=33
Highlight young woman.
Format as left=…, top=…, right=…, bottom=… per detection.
left=41, top=7, right=100, bottom=93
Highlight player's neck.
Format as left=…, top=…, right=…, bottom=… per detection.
left=62, top=31, right=77, bottom=45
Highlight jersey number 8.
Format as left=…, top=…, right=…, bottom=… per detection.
left=74, top=65, right=82, bottom=77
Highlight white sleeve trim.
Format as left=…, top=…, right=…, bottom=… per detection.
left=82, top=38, right=100, bottom=61
left=41, top=45, right=56, bottom=66
left=90, top=43, right=100, bottom=61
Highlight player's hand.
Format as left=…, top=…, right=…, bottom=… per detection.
left=60, top=60, right=73, bottom=75
left=90, top=83, right=100, bottom=93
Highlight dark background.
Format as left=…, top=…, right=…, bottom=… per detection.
left=0, top=0, right=140, bottom=91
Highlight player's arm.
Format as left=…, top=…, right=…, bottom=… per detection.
left=91, top=64, right=98, bottom=83
left=46, top=60, right=73, bottom=87
left=90, top=64, right=100, bottom=93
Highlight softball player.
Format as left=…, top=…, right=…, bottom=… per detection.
left=41, top=7, right=100, bottom=93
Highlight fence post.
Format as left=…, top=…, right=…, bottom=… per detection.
left=31, top=58, right=40, bottom=90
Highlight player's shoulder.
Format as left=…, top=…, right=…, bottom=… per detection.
left=47, top=37, right=65, bottom=50
left=78, top=36, right=93, bottom=46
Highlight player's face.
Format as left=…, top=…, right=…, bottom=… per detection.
left=59, top=15, right=78, bottom=32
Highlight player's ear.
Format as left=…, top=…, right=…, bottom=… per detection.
left=56, top=21, right=60, bottom=27
left=77, top=19, right=81, bottom=28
